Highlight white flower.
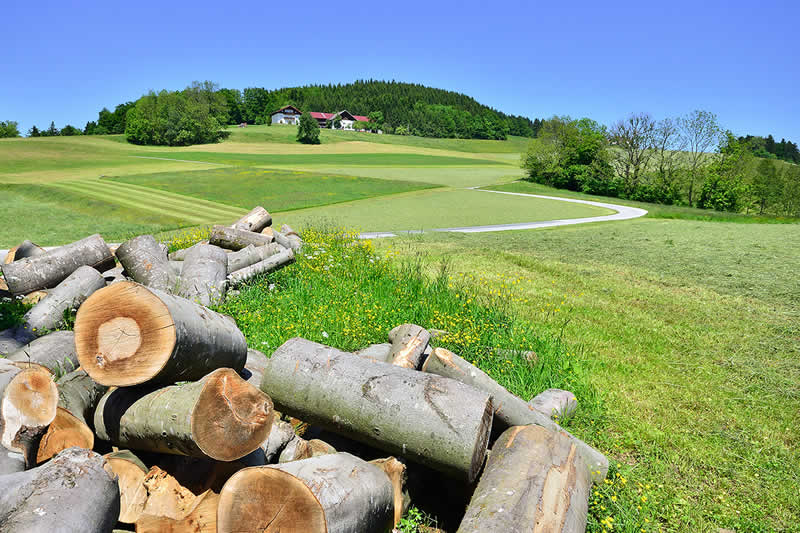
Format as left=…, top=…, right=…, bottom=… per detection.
left=268, top=284, right=275, bottom=291
left=322, top=331, right=329, bottom=338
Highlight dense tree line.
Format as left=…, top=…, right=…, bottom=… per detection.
left=523, top=112, right=800, bottom=216
left=0, top=120, right=21, bottom=138
left=738, top=134, right=799, bottom=164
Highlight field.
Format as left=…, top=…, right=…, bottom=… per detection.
left=1, top=126, right=798, bottom=531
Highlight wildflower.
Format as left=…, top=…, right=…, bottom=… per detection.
left=322, top=331, right=329, bottom=338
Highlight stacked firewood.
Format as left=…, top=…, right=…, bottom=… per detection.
left=0, top=208, right=609, bottom=532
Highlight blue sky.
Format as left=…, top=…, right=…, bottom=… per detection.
left=3, top=0, right=798, bottom=141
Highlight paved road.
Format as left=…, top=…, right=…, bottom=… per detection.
left=359, top=188, right=648, bottom=238
left=1, top=189, right=647, bottom=257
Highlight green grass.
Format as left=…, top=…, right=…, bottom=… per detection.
left=278, top=188, right=613, bottom=232
left=281, top=165, right=525, bottom=188
left=112, top=167, right=439, bottom=212
left=143, top=151, right=510, bottom=167
left=375, top=218, right=800, bottom=531
left=0, top=183, right=196, bottom=246
left=487, top=180, right=800, bottom=224
left=224, top=124, right=533, bottom=153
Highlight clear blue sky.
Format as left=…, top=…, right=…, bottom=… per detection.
left=3, top=0, right=798, bottom=141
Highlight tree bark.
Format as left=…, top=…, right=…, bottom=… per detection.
left=19, top=265, right=106, bottom=338
left=94, top=368, right=274, bottom=462
left=36, top=406, right=94, bottom=464
left=218, top=452, right=394, bottom=533
left=102, top=265, right=127, bottom=284
left=56, top=368, right=108, bottom=428
left=0, top=447, right=120, bottom=533
left=0, top=329, right=25, bottom=356
left=280, top=224, right=303, bottom=250
left=135, top=489, right=219, bottom=533
left=0, top=359, right=58, bottom=468
left=388, top=324, right=431, bottom=369
left=177, top=244, right=228, bottom=306
left=241, top=348, right=268, bottom=387
left=227, top=247, right=295, bottom=288
left=457, top=425, right=590, bottom=533
left=209, top=225, right=273, bottom=251
left=278, top=434, right=313, bottom=463
left=139, top=466, right=202, bottom=521
left=354, top=343, right=393, bottom=362
left=261, top=418, right=295, bottom=463
left=422, top=347, right=608, bottom=482
left=370, top=457, right=410, bottom=527
left=115, top=235, right=177, bottom=293
left=75, top=281, right=247, bottom=386
left=6, top=330, right=79, bottom=374
left=168, top=241, right=208, bottom=261
left=3, top=240, right=46, bottom=264
left=530, top=388, right=578, bottom=420
left=1, top=234, right=115, bottom=295
left=104, top=449, right=149, bottom=523
left=226, top=242, right=282, bottom=273
left=234, top=206, right=272, bottom=232
left=260, top=338, right=493, bottom=482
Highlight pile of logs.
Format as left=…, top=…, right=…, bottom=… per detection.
left=0, top=207, right=609, bottom=532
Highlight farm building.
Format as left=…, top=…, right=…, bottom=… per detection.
left=270, top=105, right=303, bottom=125
left=270, top=106, right=370, bottom=130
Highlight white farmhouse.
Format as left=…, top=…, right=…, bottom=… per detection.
left=270, top=105, right=303, bottom=125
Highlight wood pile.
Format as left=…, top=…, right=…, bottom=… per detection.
left=0, top=208, right=608, bottom=532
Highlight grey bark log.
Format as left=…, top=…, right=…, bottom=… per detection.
left=168, top=241, right=208, bottom=261
left=227, top=247, right=295, bottom=288
left=6, top=330, right=79, bottom=375
left=241, top=348, right=268, bottom=387
left=260, top=338, right=493, bottom=482
left=278, top=435, right=312, bottom=463
left=261, top=418, right=295, bottom=462
left=234, top=206, right=272, bottom=232
left=0, top=449, right=25, bottom=474
left=354, top=343, right=393, bottom=362
left=0, top=447, right=120, bottom=533
left=56, top=369, right=108, bottom=428
left=219, top=452, right=394, bottom=533
left=168, top=260, right=183, bottom=276
left=20, top=265, right=105, bottom=337
left=177, top=244, right=228, bottom=306
left=101, top=266, right=126, bottom=284
left=115, top=235, right=177, bottom=292
left=457, top=425, right=590, bottom=533
left=388, top=324, right=431, bottom=369
left=0, top=329, right=27, bottom=355
left=530, top=388, right=578, bottom=420
left=94, top=368, right=274, bottom=461
left=3, top=240, right=46, bottom=264
left=280, top=224, right=303, bottom=250
left=75, top=281, right=247, bottom=386
left=1, top=234, right=115, bottom=295
left=422, top=347, right=608, bottom=482
left=226, top=243, right=282, bottom=273
left=210, top=225, right=273, bottom=251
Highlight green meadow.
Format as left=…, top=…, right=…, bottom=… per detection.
left=0, top=128, right=798, bottom=531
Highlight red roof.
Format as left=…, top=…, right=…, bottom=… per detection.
left=353, top=115, right=369, bottom=122
left=309, top=112, right=336, bottom=120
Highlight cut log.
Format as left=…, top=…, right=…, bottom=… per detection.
left=168, top=260, right=183, bottom=276
left=278, top=435, right=312, bottom=463
left=234, top=206, right=272, bottom=232
left=177, top=244, right=228, bottom=306
left=94, top=368, right=274, bottom=461
left=261, top=227, right=274, bottom=237
left=115, top=235, right=177, bottom=292
left=422, top=347, right=608, bottom=482
left=261, top=418, right=295, bottom=462
left=154, top=454, right=251, bottom=495
left=56, top=368, right=108, bottom=427
left=271, top=229, right=294, bottom=249
left=388, top=323, right=431, bottom=369
left=218, top=452, right=394, bottom=533
left=135, top=490, right=219, bottom=533
left=0, top=448, right=25, bottom=474
left=227, top=247, right=295, bottom=288
left=140, top=466, right=200, bottom=520
left=1, top=234, right=115, bottom=295
left=0, top=278, right=9, bottom=298
left=20, top=265, right=106, bottom=338
left=0, top=329, right=25, bottom=356
left=209, top=225, right=273, bottom=251
left=260, top=338, right=493, bottom=482
left=370, top=457, right=410, bottom=527
left=3, top=239, right=46, bottom=264
left=36, top=406, right=94, bottom=464
left=0, top=447, right=120, bottom=532
left=280, top=224, right=303, bottom=250
left=354, top=342, right=393, bottom=362
left=102, top=265, right=127, bottom=284
left=0, top=360, right=58, bottom=468
left=226, top=242, right=282, bottom=273
left=308, top=438, right=337, bottom=457
left=104, top=449, right=149, bottom=523
left=457, top=425, right=590, bottom=532
left=168, top=241, right=208, bottom=261
left=6, top=330, right=79, bottom=374
left=530, top=388, right=578, bottom=420
left=238, top=347, right=268, bottom=388
left=21, top=290, right=48, bottom=305
left=75, top=281, right=247, bottom=386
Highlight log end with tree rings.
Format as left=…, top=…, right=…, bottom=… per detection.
left=75, top=282, right=176, bottom=386
left=36, top=406, right=94, bottom=464
left=191, top=368, right=275, bottom=462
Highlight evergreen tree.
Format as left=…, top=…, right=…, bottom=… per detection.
left=28, top=125, right=40, bottom=137
left=297, top=112, right=320, bottom=144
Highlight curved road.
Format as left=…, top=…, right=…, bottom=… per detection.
left=359, top=188, right=648, bottom=238
left=0, top=189, right=647, bottom=257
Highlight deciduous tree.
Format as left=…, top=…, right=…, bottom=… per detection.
left=609, top=112, right=656, bottom=189
left=297, top=112, right=320, bottom=144
left=0, top=120, right=21, bottom=138
left=678, top=110, right=720, bottom=206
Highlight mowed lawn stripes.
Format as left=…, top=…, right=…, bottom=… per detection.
left=49, top=180, right=245, bottom=224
